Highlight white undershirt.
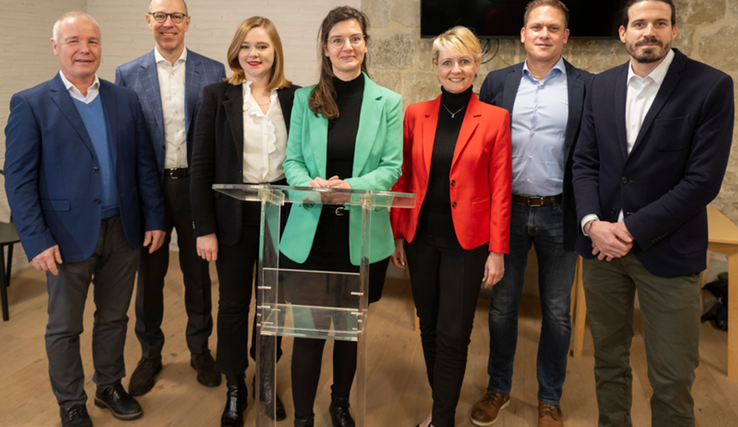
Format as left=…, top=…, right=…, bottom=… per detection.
left=241, top=81, right=287, bottom=183
left=155, top=47, right=188, bottom=169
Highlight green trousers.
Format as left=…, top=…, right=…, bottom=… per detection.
left=583, top=252, right=700, bottom=427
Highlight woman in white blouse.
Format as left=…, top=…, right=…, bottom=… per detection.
left=190, top=16, right=299, bottom=427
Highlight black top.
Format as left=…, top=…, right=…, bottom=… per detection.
left=417, top=86, right=473, bottom=243
left=326, top=74, right=364, bottom=179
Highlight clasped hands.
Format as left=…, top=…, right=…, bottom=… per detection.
left=586, top=220, right=634, bottom=262
left=308, top=175, right=352, bottom=204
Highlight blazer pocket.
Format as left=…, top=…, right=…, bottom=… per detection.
left=653, top=116, right=691, bottom=151
left=40, top=199, right=71, bottom=211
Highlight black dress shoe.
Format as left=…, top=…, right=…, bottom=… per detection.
left=94, top=383, right=143, bottom=421
left=191, top=350, right=222, bottom=387
left=221, top=374, right=247, bottom=427
left=253, top=376, right=287, bottom=420
left=128, top=357, right=162, bottom=396
left=60, top=404, right=92, bottom=427
left=294, top=414, right=315, bottom=427
left=329, top=389, right=355, bottom=427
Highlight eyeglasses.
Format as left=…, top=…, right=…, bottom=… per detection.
left=328, top=35, right=366, bottom=49
left=148, top=12, right=187, bottom=24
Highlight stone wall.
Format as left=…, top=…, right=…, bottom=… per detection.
left=363, top=0, right=738, bottom=223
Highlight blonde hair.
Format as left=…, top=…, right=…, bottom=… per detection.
left=431, top=26, right=481, bottom=65
left=225, top=16, right=291, bottom=90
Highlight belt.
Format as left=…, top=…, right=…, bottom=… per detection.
left=511, top=194, right=562, bottom=207
left=165, top=167, right=189, bottom=179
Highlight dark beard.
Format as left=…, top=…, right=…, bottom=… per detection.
left=627, top=36, right=670, bottom=64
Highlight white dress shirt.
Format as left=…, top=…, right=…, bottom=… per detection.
left=242, top=81, right=287, bottom=183
left=155, top=47, right=188, bottom=169
left=581, top=49, right=675, bottom=234
left=59, top=71, right=100, bottom=104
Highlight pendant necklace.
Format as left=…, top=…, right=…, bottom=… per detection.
left=443, top=104, right=465, bottom=119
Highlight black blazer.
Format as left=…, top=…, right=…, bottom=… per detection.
left=572, top=49, right=734, bottom=277
left=190, top=82, right=299, bottom=246
left=479, top=59, right=593, bottom=250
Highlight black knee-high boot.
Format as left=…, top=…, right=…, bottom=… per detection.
left=221, top=374, right=247, bottom=427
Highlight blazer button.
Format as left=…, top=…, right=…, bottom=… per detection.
left=92, top=167, right=99, bottom=173
left=93, top=199, right=101, bottom=204
left=621, top=177, right=628, bottom=184
left=452, top=202, right=457, bottom=208
left=450, top=180, right=456, bottom=186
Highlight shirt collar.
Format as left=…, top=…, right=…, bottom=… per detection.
left=59, top=70, right=100, bottom=94
left=154, top=46, right=187, bottom=64
left=523, top=56, right=567, bottom=79
left=627, top=48, right=675, bottom=85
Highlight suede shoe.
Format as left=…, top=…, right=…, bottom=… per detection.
left=470, top=390, right=510, bottom=426
left=191, top=350, right=222, bottom=387
left=128, top=357, right=162, bottom=396
left=94, top=383, right=143, bottom=421
left=538, top=402, right=563, bottom=427
left=60, top=404, right=92, bottom=427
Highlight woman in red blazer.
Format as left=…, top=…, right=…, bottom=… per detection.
left=390, top=26, right=511, bottom=427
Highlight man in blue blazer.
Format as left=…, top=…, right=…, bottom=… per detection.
left=4, top=12, right=165, bottom=427
left=115, top=0, right=226, bottom=395
left=572, top=0, right=734, bottom=425
left=474, top=1, right=592, bottom=426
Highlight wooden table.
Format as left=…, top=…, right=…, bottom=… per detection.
left=570, top=207, right=738, bottom=379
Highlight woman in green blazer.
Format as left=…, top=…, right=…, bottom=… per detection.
left=280, top=6, right=402, bottom=427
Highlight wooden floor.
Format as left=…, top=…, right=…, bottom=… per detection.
left=1, top=253, right=737, bottom=426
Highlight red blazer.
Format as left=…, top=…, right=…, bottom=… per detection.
left=391, top=93, right=512, bottom=253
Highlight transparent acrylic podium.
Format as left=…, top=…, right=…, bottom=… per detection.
left=213, top=184, right=416, bottom=427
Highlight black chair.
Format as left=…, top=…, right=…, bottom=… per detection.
left=0, top=169, right=21, bottom=321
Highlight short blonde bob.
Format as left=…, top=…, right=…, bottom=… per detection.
left=225, top=16, right=291, bottom=90
left=431, top=26, right=482, bottom=65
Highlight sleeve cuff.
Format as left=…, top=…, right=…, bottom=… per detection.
left=581, top=214, right=599, bottom=236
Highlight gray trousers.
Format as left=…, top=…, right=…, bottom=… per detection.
left=45, top=216, right=140, bottom=408
left=583, top=252, right=700, bottom=427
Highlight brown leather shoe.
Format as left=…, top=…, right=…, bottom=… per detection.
left=128, top=357, right=162, bottom=396
left=470, top=390, right=510, bottom=426
left=191, top=350, right=222, bottom=387
left=538, top=402, right=564, bottom=427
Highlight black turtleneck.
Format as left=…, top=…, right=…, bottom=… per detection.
left=417, top=85, right=473, bottom=242
left=327, top=73, right=364, bottom=180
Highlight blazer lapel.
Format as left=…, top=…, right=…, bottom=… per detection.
left=615, top=65, right=629, bottom=160
left=501, top=66, right=522, bottom=114
left=184, top=49, right=202, bottom=137
left=451, top=94, right=481, bottom=167
left=564, top=62, right=585, bottom=161
left=140, top=52, right=165, bottom=142
left=99, top=82, right=118, bottom=166
left=49, top=75, right=96, bottom=156
left=422, top=96, right=441, bottom=177
left=223, top=84, right=245, bottom=162
left=310, top=108, right=329, bottom=179
left=352, top=75, right=382, bottom=176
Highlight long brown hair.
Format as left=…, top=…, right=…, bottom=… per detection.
left=225, top=16, right=291, bottom=91
left=308, top=6, right=370, bottom=120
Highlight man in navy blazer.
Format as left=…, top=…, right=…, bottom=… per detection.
left=114, top=0, right=226, bottom=395
left=572, top=0, right=734, bottom=425
left=4, top=12, right=165, bottom=426
left=474, top=1, right=592, bottom=426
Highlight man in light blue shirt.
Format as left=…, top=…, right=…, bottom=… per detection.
left=474, top=1, right=593, bottom=426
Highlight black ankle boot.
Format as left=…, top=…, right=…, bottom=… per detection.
left=294, top=414, right=315, bottom=427
left=329, top=387, right=355, bottom=427
left=253, top=376, right=286, bottom=420
left=221, top=374, right=247, bottom=427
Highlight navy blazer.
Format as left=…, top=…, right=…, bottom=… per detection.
left=479, top=59, right=593, bottom=250
left=114, top=49, right=226, bottom=174
left=572, top=49, right=734, bottom=277
left=4, top=74, right=165, bottom=263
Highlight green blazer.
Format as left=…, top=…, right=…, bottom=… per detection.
left=280, top=74, right=403, bottom=265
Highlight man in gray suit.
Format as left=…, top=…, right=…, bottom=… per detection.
left=115, top=0, right=226, bottom=396
left=474, top=1, right=592, bottom=426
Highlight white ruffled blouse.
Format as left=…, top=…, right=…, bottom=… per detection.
left=242, top=81, right=288, bottom=183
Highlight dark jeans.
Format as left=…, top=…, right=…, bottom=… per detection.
left=405, top=234, right=488, bottom=427
left=583, top=253, right=700, bottom=427
left=135, top=176, right=212, bottom=359
left=45, top=216, right=140, bottom=408
left=486, top=201, right=577, bottom=405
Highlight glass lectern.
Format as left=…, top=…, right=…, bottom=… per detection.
left=213, top=184, right=416, bottom=427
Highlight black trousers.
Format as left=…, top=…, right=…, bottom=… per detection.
left=135, top=175, right=212, bottom=359
left=405, top=234, right=488, bottom=427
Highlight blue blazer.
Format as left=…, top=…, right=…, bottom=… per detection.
left=4, top=74, right=165, bottom=263
left=479, top=59, right=593, bottom=250
left=572, top=49, right=735, bottom=277
left=114, top=49, right=226, bottom=174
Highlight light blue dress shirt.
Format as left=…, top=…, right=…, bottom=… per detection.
left=510, top=56, right=569, bottom=197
